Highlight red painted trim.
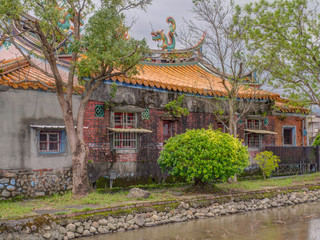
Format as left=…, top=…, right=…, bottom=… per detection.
left=33, top=168, right=54, bottom=172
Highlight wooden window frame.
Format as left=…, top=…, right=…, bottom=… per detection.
left=39, top=131, right=61, bottom=153
left=283, top=126, right=296, bottom=146
left=111, top=112, right=138, bottom=150
left=245, top=119, right=262, bottom=148
left=163, top=121, right=174, bottom=142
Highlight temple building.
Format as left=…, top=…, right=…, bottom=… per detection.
left=0, top=16, right=310, bottom=195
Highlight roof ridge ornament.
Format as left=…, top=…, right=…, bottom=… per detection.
left=151, top=17, right=176, bottom=51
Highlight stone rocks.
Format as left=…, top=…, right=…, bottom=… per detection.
left=89, top=226, right=97, bottom=233
left=43, top=233, right=51, bottom=239
left=67, top=231, right=75, bottom=239
left=178, top=202, right=190, bottom=210
left=0, top=168, right=73, bottom=200
left=98, top=219, right=108, bottom=225
left=1, top=189, right=10, bottom=198
left=66, top=224, right=76, bottom=232
left=76, top=226, right=84, bottom=234
left=127, top=188, right=151, bottom=199
left=1, top=189, right=320, bottom=240
left=135, top=218, right=146, bottom=227
left=83, top=230, right=90, bottom=236
left=92, top=222, right=99, bottom=228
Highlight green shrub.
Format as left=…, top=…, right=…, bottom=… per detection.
left=313, top=134, right=320, bottom=146
left=254, top=151, right=280, bottom=180
left=164, top=94, right=189, bottom=118
left=158, top=129, right=250, bottom=185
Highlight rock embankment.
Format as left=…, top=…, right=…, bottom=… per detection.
left=1, top=188, right=320, bottom=240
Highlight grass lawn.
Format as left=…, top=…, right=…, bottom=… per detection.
left=0, top=190, right=178, bottom=219
left=219, top=172, right=320, bottom=191
left=1, top=172, right=320, bottom=220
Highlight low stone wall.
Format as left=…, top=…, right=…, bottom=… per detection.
left=0, top=168, right=72, bottom=199
left=1, top=186, right=320, bottom=239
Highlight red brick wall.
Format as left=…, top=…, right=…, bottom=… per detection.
left=84, top=101, right=110, bottom=163
left=271, top=115, right=306, bottom=146
left=83, top=100, right=307, bottom=164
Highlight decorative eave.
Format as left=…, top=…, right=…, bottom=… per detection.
left=107, top=128, right=152, bottom=134
left=0, top=57, right=84, bottom=94
left=275, top=101, right=310, bottom=115
left=108, top=62, right=280, bottom=101
left=245, top=129, right=278, bottom=135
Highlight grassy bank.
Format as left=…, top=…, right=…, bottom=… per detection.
left=1, top=173, right=320, bottom=220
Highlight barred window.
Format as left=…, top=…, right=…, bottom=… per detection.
left=245, top=119, right=262, bottom=148
left=114, top=112, right=136, bottom=129
left=246, top=119, right=260, bottom=130
left=114, top=132, right=137, bottom=149
left=39, top=131, right=61, bottom=153
left=245, top=133, right=261, bottom=148
left=112, top=112, right=138, bottom=149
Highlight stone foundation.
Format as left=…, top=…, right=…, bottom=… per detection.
left=0, top=168, right=72, bottom=199
left=1, top=186, right=320, bottom=239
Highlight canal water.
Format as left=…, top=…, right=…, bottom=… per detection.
left=82, top=202, right=320, bottom=240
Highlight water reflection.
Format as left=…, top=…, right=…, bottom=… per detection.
left=81, top=202, right=320, bottom=240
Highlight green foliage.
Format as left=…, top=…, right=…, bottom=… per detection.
left=77, top=2, right=149, bottom=79
left=312, top=134, right=320, bottom=146
left=158, top=129, right=250, bottom=184
left=105, top=82, right=118, bottom=109
left=164, top=94, right=189, bottom=118
left=240, top=0, right=319, bottom=106
left=254, top=151, right=280, bottom=180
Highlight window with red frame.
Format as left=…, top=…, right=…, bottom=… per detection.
left=245, top=119, right=262, bottom=148
left=39, top=131, right=61, bottom=153
left=246, top=119, right=260, bottom=130
left=163, top=121, right=174, bottom=142
left=112, top=112, right=137, bottom=149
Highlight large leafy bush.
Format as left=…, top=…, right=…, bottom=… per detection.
left=254, top=151, right=280, bottom=180
left=158, top=129, right=250, bottom=184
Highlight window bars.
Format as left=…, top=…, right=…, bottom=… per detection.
left=39, top=131, right=61, bottom=153
left=112, top=112, right=138, bottom=149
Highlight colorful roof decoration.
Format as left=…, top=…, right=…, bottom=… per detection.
left=147, top=31, right=206, bottom=64
left=110, top=62, right=280, bottom=100
left=151, top=17, right=176, bottom=50
left=0, top=57, right=84, bottom=94
left=275, top=101, right=310, bottom=115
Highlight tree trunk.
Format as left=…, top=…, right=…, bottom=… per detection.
left=228, top=99, right=237, bottom=136
left=72, top=141, right=90, bottom=196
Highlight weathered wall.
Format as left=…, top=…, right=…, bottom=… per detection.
left=0, top=168, right=72, bottom=199
left=91, top=82, right=273, bottom=114
left=85, top=83, right=308, bottom=183
left=0, top=88, right=81, bottom=170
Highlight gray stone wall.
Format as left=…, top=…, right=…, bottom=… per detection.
left=91, top=82, right=273, bottom=115
left=0, top=168, right=72, bottom=199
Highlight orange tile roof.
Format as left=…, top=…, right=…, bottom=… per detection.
left=275, top=101, right=310, bottom=115
left=0, top=57, right=84, bottom=94
left=111, top=63, right=280, bottom=100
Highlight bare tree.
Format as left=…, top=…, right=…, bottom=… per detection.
left=0, top=0, right=151, bottom=197
left=182, top=0, right=266, bottom=136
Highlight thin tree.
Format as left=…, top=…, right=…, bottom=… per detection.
left=183, top=0, right=266, bottom=136
left=0, top=0, right=150, bottom=197
left=242, top=0, right=320, bottom=108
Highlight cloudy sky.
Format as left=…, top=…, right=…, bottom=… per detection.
left=125, top=0, right=256, bottom=49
